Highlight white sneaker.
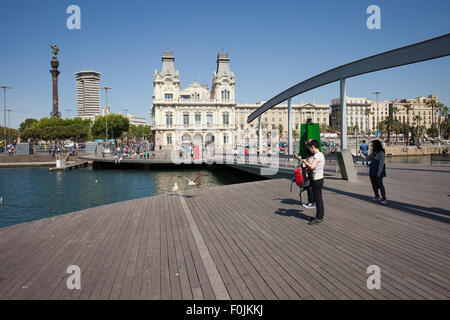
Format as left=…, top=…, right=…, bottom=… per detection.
left=303, top=203, right=316, bottom=209
left=372, top=196, right=381, bottom=202
left=380, top=197, right=387, bottom=205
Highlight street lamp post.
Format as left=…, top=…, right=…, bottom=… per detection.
left=123, top=108, right=129, bottom=142
left=1, top=86, right=12, bottom=152
left=372, top=91, right=381, bottom=139
left=102, top=86, right=112, bottom=142
left=6, top=109, right=12, bottom=146
left=438, top=109, right=441, bottom=148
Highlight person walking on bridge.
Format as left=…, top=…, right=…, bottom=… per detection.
left=360, top=140, right=369, bottom=167
left=294, top=139, right=325, bottom=225
left=359, top=140, right=387, bottom=205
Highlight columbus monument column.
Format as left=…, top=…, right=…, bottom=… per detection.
left=50, top=44, right=61, bottom=117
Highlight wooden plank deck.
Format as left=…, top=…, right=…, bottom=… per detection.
left=0, top=163, right=449, bottom=299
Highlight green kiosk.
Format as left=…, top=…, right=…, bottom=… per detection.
left=298, top=119, right=321, bottom=158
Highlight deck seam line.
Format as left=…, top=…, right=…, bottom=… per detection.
left=177, top=193, right=230, bottom=300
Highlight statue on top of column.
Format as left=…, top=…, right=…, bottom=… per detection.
left=50, top=44, right=59, bottom=57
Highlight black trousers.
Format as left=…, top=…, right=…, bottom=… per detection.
left=307, top=184, right=314, bottom=204
left=369, top=175, right=386, bottom=198
left=311, top=178, right=324, bottom=220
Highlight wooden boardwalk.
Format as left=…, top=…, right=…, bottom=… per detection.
left=0, top=163, right=449, bottom=299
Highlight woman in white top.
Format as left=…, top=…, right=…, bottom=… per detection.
left=294, top=139, right=325, bottom=225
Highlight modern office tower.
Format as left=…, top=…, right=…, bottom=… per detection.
left=75, top=70, right=101, bottom=119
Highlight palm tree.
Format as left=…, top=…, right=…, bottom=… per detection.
left=425, top=98, right=438, bottom=130
left=403, top=103, right=413, bottom=125
left=442, top=117, right=450, bottom=139
left=377, top=121, right=386, bottom=140
left=293, top=129, right=298, bottom=140
left=400, top=122, right=410, bottom=145
left=364, top=108, right=372, bottom=134
left=436, top=102, right=448, bottom=140
left=418, top=125, right=426, bottom=141
left=393, top=119, right=402, bottom=144
left=391, top=106, right=399, bottom=120
left=383, top=117, right=395, bottom=146
left=347, top=126, right=354, bottom=136
left=389, top=106, right=401, bottom=144
left=414, top=115, right=422, bottom=127
left=278, top=124, right=284, bottom=139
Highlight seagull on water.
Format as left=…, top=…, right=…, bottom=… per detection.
left=171, top=182, right=179, bottom=192
left=176, top=174, right=209, bottom=186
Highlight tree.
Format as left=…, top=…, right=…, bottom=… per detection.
left=0, top=126, right=20, bottom=143
left=403, top=103, right=413, bottom=125
left=19, top=118, right=38, bottom=132
left=20, top=127, right=41, bottom=142
left=347, top=126, right=354, bottom=136
left=413, top=115, right=422, bottom=127
left=425, top=98, right=438, bottom=129
left=142, top=125, right=152, bottom=141
left=20, top=117, right=90, bottom=143
left=377, top=121, right=386, bottom=140
left=320, top=123, right=331, bottom=134
left=391, top=106, right=399, bottom=120
left=436, top=102, right=448, bottom=140
left=382, top=116, right=397, bottom=146
left=441, top=117, right=450, bottom=139
left=364, top=108, right=372, bottom=134
left=129, top=124, right=152, bottom=142
left=400, top=122, right=410, bottom=145
left=278, top=124, right=284, bottom=138
left=91, top=114, right=130, bottom=140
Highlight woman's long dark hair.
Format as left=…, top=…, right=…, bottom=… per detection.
left=371, top=140, right=385, bottom=154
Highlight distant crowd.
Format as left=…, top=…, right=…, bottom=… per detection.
left=112, top=142, right=154, bottom=161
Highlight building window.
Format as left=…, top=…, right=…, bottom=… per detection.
left=223, top=113, right=229, bottom=125
left=164, top=93, right=173, bottom=101
left=223, top=135, right=229, bottom=144
left=221, top=90, right=230, bottom=101
left=193, top=93, right=200, bottom=101
left=166, top=134, right=172, bottom=145
left=206, top=114, right=213, bottom=126
left=166, top=113, right=173, bottom=126
left=195, top=114, right=201, bottom=125
left=183, top=114, right=189, bottom=126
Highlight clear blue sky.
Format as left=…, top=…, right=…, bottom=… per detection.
left=0, top=0, right=449, bottom=128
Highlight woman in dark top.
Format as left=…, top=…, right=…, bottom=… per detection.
left=360, top=140, right=387, bottom=205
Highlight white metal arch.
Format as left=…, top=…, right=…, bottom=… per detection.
left=248, top=33, right=450, bottom=124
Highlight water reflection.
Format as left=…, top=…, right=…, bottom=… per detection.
left=0, top=167, right=262, bottom=229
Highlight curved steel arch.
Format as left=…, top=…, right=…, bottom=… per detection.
left=247, top=33, right=450, bottom=123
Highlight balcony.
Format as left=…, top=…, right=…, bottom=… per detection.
left=154, top=98, right=234, bottom=104
left=153, top=123, right=234, bottom=131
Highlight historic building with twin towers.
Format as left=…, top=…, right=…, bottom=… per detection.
left=150, top=51, right=330, bottom=152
